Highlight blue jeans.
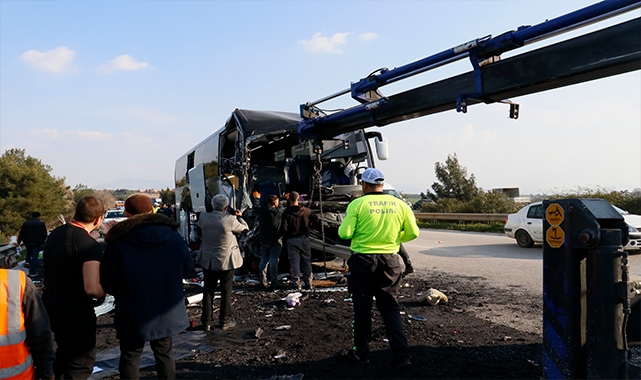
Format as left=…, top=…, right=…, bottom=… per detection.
left=259, top=240, right=282, bottom=283
left=25, top=244, right=40, bottom=274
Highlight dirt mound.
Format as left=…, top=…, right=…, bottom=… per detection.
left=90, top=268, right=546, bottom=379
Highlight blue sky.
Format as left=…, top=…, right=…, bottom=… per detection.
left=1, top=1, right=639, bottom=195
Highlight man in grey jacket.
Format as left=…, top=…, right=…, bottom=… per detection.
left=197, top=194, right=249, bottom=331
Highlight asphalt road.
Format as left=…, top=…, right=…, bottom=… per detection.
left=405, top=229, right=641, bottom=294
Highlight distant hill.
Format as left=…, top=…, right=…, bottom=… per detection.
left=94, top=178, right=173, bottom=191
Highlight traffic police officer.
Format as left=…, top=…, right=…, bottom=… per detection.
left=338, top=168, right=419, bottom=370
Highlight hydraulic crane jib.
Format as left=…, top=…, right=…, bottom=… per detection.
left=297, top=0, right=641, bottom=140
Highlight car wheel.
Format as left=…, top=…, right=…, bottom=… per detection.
left=515, top=230, right=534, bottom=248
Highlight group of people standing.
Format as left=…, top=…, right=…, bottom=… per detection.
left=255, top=191, right=320, bottom=291
left=5, top=194, right=192, bottom=380
left=2, top=166, right=420, bottom=379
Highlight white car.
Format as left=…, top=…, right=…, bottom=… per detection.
left=504, top=201, right=641, bottom=251
left=382, top=182, right=412, bottom=206
left=103, top=209, right=127, bottom=224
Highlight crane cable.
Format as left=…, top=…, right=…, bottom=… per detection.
left=310, top=142, right=328, bottom=276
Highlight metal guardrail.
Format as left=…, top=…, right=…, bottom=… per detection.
left=414, top=213, right=507, bottom=223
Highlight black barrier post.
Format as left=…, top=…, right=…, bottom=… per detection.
left=542, top=199, right=629, bottom=379
left=586, top=228, right=627, bottom=378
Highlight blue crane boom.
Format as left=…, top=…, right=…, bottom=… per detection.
left=297, top=0, right=641, bottom=140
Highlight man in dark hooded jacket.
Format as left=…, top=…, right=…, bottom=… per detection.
left=281, top=191, right=320, bottom=290
left=101, top=195, right=194, bottom=380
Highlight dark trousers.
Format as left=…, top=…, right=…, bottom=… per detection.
left=118, top=336, right=175, bottom=380
left=43, top=291, right=97, bottom=380
left=347, top=253, right=411, bottom=361
left=286, top=236, right=312, bottom=287
left=201, top=269, right=234, bottom=326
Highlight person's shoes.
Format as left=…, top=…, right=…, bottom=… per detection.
left=201, top=324, right=211, bottom=332
left=347, top=349, right=369, bottom=365
left=388, top=357, right=411, bottom=370
left=220, top=320, right=236, bottom=331
left=287, top=283, right=302, bottom=291
left=270, top=282, right=287, bottom=289
left=403, top=264, right=414, bottom=277
left=302, top=283, right=314, bottom=291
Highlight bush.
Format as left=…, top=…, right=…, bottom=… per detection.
left=416, top=220, right=505, bottom=233
left=419, top=190, right=522, bottom=214
left=534, top=187, right=641, bottom=214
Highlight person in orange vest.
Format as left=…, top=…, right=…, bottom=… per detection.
left=0, top=259, right=55, bottom=380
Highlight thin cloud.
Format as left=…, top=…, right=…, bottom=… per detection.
left=96, top=54, right=151, bottom=74
left=299, top=32, right=350, bottom=53
left=358, top=32, right=377, bottom=42
left=68, top=130, right=112, bottom=140
left=20, top=47, right=76, bottom=73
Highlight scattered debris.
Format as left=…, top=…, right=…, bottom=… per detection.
left=94, top=295, right=115, bottom=317
left=409, top=314, right=427, bottom=322
left=274, top=325, right=292, bottom=331
left=323, top=298, right=335, bottom=304
left=266, top=374, right=304, bottom=380
left=254, top=328, right=264, bottom=339
left=186, top=293, right=203, bottom=306
left=313, top=272, right=343, bottom=280
left=274, top=352, right=286, bottom=359
left=285, top=292, right=302, bottom=307
left=418, top=288, right=448, bottom=306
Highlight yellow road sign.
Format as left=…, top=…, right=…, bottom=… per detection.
left=546, top=226, right=565, bottom=248
left=546, top=203, right=564, bottom=225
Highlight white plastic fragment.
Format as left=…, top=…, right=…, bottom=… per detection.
left=418, top=288, right=449, bottom=305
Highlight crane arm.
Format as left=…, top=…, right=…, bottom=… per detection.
left=297, top=1, right=641, bottom=140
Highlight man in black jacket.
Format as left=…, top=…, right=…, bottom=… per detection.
left=17, top=212, right=47, bottom=277
left=281, top=191, right=320, bottom=291
left=101, top=195, right=194, bottom=380
left=258, top=194, right=284, bottom=289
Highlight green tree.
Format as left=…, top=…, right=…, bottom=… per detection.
left=0, top=149, right=70, bottom=241
left=428, top=153, right=479, bottom=202
left=160, top=187, right=176, bottom=205
left=73, top=184, right=94, bottom=203
left=112, top=189, right=136, bottom=200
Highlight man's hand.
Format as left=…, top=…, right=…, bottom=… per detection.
left=99, top=220, right=119, bottom=235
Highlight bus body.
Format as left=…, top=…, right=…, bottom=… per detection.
left=174, top=108, right=387, bottom=259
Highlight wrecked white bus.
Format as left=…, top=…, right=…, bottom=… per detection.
left=174, top=108, right=388, bottom=264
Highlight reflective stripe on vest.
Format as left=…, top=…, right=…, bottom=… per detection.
left=0, top=270, right=34, bottom=379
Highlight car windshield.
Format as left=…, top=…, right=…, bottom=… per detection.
left=382, top=189, right=402, bottom=199
left=106, top=210, right=125, bottom=218
left=612, top=205, right=629, bottom=215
